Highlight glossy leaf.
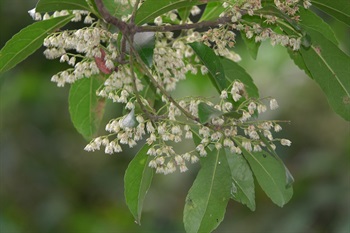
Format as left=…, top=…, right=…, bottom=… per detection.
left=200, top=2, right=224, bottom=21
left=0, top=15, right=73, bottom=74
left=124, top=144, right=154, bottom=224
left=36, top=0, right=94, bottom=13
left=299, top=29, right=350, bottom=121
left=219, top=57, right=259, bottom=98
left=198, top=102, right=223, bottom=124
left=190, top=42, right=227, bottom=93
left=135, top=0, right=218, bottom=25
left=312, top=0, right=350, bottom=26
left=184, top=148, right=231, bottom=233
left=226, top=150, right=256, bottom=211
left=236, top=141, right=293, bottom=207
left=69, top=76, right=105, bottom=140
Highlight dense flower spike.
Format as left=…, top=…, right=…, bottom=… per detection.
left=35, top=0, right=302, bottom=174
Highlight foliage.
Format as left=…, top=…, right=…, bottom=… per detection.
left=0, top=0, right=349, bottom=232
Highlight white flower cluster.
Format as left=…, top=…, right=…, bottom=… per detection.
left=153, top=33, right=198, bottom=91
left=86, top=79, right=291, bottom=175
left=274, top=0, right=312, bottom=16
left=201, top=28, right=241, bottom=62
left=29, top=8, right=94, bottom=23
left=220, top=0, right=311, bottom=51
left=192, top=82, right=291, bottom=160
left=33, top=1, right=296, bottom=176
left=97, top=66, right=144, bottom=104
left=43, top=26, right=116, bottom=86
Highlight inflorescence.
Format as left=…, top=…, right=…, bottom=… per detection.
left=29, top=0, right=309, bottom=174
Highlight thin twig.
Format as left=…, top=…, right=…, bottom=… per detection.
left=94, top=0, right=129, bottom=32
left=129, top=48, right=153, bottom=120
left=136, top=16, right=232, bottom=32
left=130, top=0, right=141, bottom=24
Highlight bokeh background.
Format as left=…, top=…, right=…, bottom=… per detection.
left=1, top=1, right=349, bottom=233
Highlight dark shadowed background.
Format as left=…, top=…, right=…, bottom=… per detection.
left=1, top=1, right=349, bottom=233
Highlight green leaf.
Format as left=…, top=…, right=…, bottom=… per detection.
left=177, top=6, right=192, bottom=21
left=241, top=32, right=261, bottom=60
left=102, top=0, right=133, bottom=19
left=298, top=8, right=338, bottom=45
left=288, top=8, right=338, bottom=80
left=183, top=148, right=231, bottom=233
left=237, top=144, right=293, bottom=207
left=299, top=29, right=350, bottom=121
left=288, top=49, right=312, bottom=78
left=219, top=57, right=259, bottom=98
left=311, top=0, right=350, bottom=26
left=69, top=76, right=105, bottom=140
left=124, top=144, right=154, bottom=224
left=200, top=2, right=224, bottom=21
left=36, top=0, right=94, bottom=13
left=190, top=43, right=259, bottom=98
left=226, top=150, right=256, bottom=211
left=198, top=102, right=223, bottom=124
left=0, top=15, right=73, bottom=74
left=190, top=42, right=227, bottom=93
left=135, top=0, right=218, bottom=25
left=134, top=34, right=155, bottom=68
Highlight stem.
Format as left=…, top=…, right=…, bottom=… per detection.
left=130, top=0, right=141, bottom=24
left=94, top=0, right=129, bottom=32
left=129, top=49, right=152, bottom=120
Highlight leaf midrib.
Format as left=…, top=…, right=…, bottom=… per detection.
left=311, top=45, right=350, bottom=97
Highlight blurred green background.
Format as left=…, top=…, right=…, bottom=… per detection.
left=1, top=1, right=349, bottom=233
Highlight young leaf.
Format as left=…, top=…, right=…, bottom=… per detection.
left=69, top=76, right=105, bottom=140
left=0, top=15, right=73, bottom=74
left=36, top=0, right=94, bottom=13
left=198, top=102, right=223, bottom=124
left=183, top=148, right=231, bottom=233
left=299, top=29, right=350, bottom=121
left=235, top=141, right=293, bottom=207
left=226, top=150, right=256, bottom=211
left=311, top=0, right=350, bottom=26
left=135, top=0, right=218, bottom=25
left=124, top=144, right=154, bottom=224
left=219, top=57, right=259, bottom=98
left=190, top=42, right=227, bottom=93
